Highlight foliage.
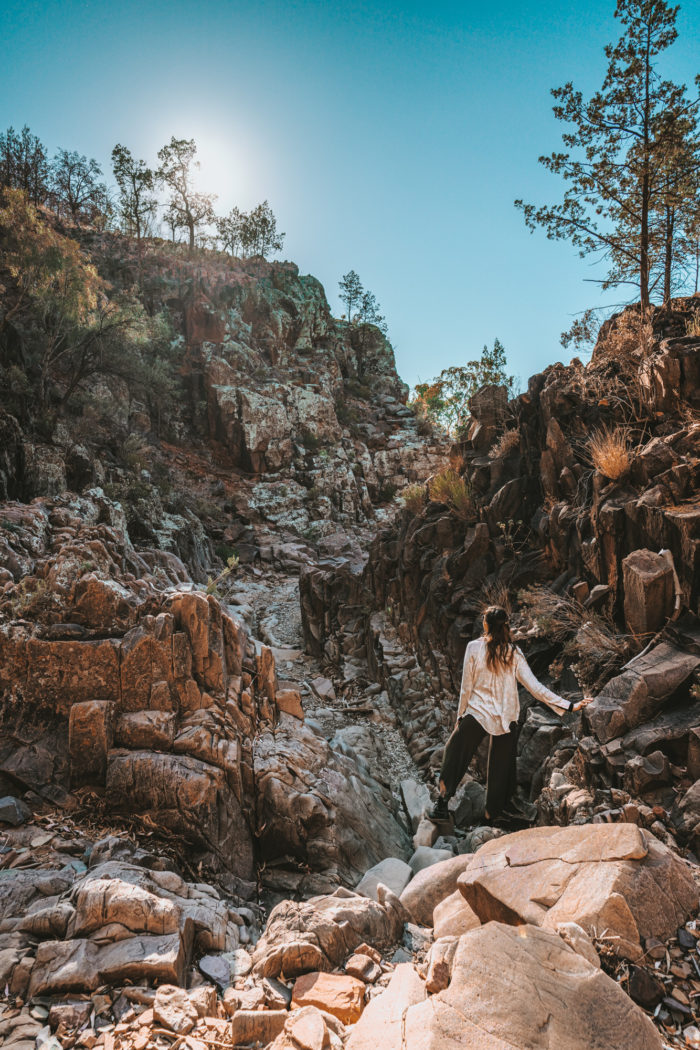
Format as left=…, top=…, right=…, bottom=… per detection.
left=0, top=190, right=180, bottom=422
left=216, top=206, right=245, bottom=255
left=588, top=425, right=631, bottom=479
left=399, top=482, right=426, bottom=514
left=157, top=137, right=216, bottom=250
left=412, top=339, right=514, bottom=435
left=686, top=312, right=700, bottom=338
left=428, top=468, right=475, bottom=520
left=516, top=0, right=700, bottom=309
left=518, top=584, right=632, bottom=690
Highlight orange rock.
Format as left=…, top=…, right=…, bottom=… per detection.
left=292, top=972, right=365, bottom=1023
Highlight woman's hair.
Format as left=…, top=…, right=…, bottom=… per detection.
left=483, top=605, right=515, bottom=671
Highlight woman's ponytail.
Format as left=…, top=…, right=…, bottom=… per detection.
left=484, top=605, right=515, bottom=671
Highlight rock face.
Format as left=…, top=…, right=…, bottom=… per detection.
left=457, top=824, right=697, bottom=961
left=0, top=495, right=409, bottom=887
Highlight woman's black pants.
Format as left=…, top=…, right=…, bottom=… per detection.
left=439, top=714, right=517, bottom=819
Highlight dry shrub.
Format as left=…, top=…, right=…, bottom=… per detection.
left=400, top=483, right=426, bottom=514
left=595, top=310, right=653, bottom=361
left=428, top=468, right=475, bottom=521
left=518, top=585, right=632, bottom=691
left=686, top=313, right=700, bottom=338
left=588, top=426, right=630, bottom=480
left=488, top=429, right=520, bottom=460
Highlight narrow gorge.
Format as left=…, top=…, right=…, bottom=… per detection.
left=3, top=233, right=700, bottom=1050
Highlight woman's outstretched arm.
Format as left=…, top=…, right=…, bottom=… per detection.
left=514, top=649, right=590, bottom=714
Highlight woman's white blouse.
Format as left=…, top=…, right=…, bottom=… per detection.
left=456, top=637, right=569, bottom=735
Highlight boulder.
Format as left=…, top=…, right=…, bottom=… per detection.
left=585, top=642, right=700, bottom=744
left=292, top=971, right=366, bottom=1023
left=231, top=1010, right=288, bottom=1047
left=432, top=890, right=480, bottom=940
left=346, top=964, right=426, bottom=1050
left=153, top=985, right=197, bottom=1034
left=356, top=858, right=412, bottom=900
left=402, top=923, right=661, bottom=1049
left=623, top=549, right=675, bottom=636
left=399, top=853, right=473, bottom=927
left=408, top=846, right=454, bottom=874
left=457, top=824, right=697, bottom=961
left=400, top=779, right=431, bottom=832
left=424, top=936, right=459, bottom=994
left=252, top=887, right=407, bottom=979
left=0, top=796, right=31, bottom=825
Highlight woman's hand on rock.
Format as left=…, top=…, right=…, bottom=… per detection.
left=572, top=696, right=594, bottom=712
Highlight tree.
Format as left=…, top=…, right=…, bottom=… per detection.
left=515, top=0, right=699, bottom=311
left=0, top=125, right=49, bottom=203
left=357, top=289, right=387, bottom=333
left=111, top=144, right=157, bottom=246
left=156, top=137, right=216, bottom=250
left=412, top=340, right=515, bottom=434
left=339, top=270, right=363, bottom=322
left=239, top=201, right=284, bottom=257
left=50, top=149, right=107, bottom=225
left=216, top=206, right=245, bottom=255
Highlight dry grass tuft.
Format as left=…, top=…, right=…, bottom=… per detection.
left=400, top=483, right=427, bottom=514
left=518, top=585, right=632, bottom=691
left=488, top=429, right=521, bottom=460
left=479, top=579, right=513, bottom=617
left=588, top=426, right=631, bottom=480
left=428, top=469, right=475, bottom=521
left=686, top=313, right=700, bottom=338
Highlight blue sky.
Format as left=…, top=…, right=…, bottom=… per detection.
left=1, top=0, right=699, bottom=389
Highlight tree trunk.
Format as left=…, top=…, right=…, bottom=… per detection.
left=663, top=206, right=675, bottom=304
left=640, top=26, right=652, bottom=312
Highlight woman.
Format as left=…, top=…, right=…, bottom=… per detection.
left=430, top=605, right=591, bottom=825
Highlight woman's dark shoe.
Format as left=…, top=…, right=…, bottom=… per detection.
left=429, top=796, right=451, bottom=823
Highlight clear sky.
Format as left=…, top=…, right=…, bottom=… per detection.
left=1, top=0, right=699, bottom=390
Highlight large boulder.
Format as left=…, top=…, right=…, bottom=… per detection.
left=457, top=823, right=697, bottom=961
left=585, top=641, right=700, bottom=744
left=402, top=923, right=661, bottom=1050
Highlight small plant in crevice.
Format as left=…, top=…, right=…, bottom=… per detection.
left=497, top=518, right=526, bottom=555
left=488, top=429, right=521, bottom=460
left=400, top=483, right=426, bottom=514
left=206, top=553, right=240, bottom=598
left=428, top=468, right=475, bottom=521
